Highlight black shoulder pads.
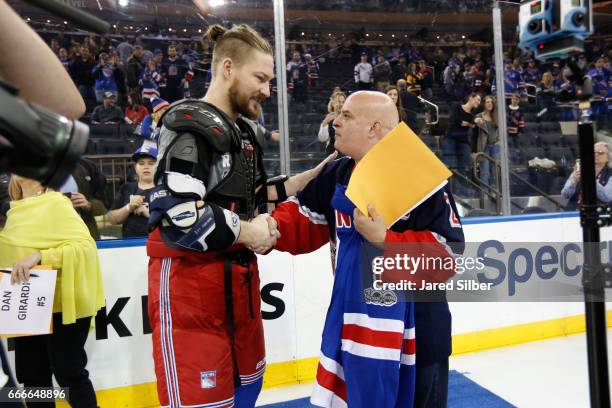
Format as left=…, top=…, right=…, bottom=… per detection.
left=162, top=100, right=235, bottom=152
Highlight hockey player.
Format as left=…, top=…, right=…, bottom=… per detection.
left=270, top=91, right=465, bottom=408
left=146, top=24, right=332, bottom=408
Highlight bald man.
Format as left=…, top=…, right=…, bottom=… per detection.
left=270, top=91, right=464, bottom=408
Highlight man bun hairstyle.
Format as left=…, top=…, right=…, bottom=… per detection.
left=205, top=24, right=227, bottom=42
left=205, top=24, right=273, bottom=77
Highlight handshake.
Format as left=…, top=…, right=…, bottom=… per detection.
left=240, top=214, right=281, bottom=254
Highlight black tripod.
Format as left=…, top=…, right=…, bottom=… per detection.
left=577, top=77, right=611, bottom=408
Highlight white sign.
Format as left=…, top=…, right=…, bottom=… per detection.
left=0, top=269, right=56, bottom=336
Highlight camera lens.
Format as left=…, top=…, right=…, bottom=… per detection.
left=573, top=12, right=585, bottom=27
left=528, top=20, right=542, bottom=34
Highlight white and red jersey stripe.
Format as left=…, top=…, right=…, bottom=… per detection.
left=341, top=313, right=404, bottom=362
left=311, top=353, right=347, bottom=408
left=401, top=327, right=416, bottom=366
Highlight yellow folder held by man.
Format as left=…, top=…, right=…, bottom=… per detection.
left=346, top=122, right=452, bottom=227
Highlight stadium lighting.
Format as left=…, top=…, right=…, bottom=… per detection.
left=118, top=0, right=129, bottom=6
left=210, top=0, right=225, bottom=7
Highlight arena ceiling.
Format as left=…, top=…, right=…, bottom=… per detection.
left=8, top=0, right=612, bottom=37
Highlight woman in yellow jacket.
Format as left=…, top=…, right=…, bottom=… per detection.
left=0, top=175, right=105, bottom=408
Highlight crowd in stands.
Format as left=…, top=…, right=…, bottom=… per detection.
left=29, top=27, right=612, bottom=224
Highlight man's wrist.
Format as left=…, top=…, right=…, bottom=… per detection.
left=237, top=220, right=252, bottom=246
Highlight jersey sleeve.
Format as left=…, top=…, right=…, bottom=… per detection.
left=272, top=162, right=337, bottom=255
left=384, top=186, right=465, bottom=284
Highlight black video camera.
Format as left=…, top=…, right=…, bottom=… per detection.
left=0, top=0, right=110, bottom=188
left=0, top=81, right=89, bottom=188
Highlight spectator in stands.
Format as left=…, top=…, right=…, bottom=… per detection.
left=110, top=49, right=128, bottom=103
left=287, top=50, right=308, bottom=103
left=304, top=53, right=320, bottom=88
left=140, top=44, right=153, bottom=67
left=373, top=54, right=392, bottom=92
left=138, top=97, right=169, bottom=140
left=433, top=48, right=448, bottom=83
left=125, top=91, right=149, bottom=126
left=392, top=55, right=409, bottom=84
left=116, top=36, right=133, bottom=66
left=92, top=52, right=119, bottom=103
left=107, top=145, right=157, bottom=238
left=468, top=63, right=485, bottom=94
left=473, top=95, right=499, bottom=190
left=418, top=59, right=434, bottom=100
left=58, top=47, right=70, bottom=71
left=443, top=61, right=459, bottom=100
left=97, top=36, right=111, bottom=56
left=50, top=38, right=60, bottom=55
left=406, top=63, right=422, bottom=94
left=91, top=91, right=124, bottom=124
left=443, top=92, right=483, bottom=185
left=54, top=30, right=70, bottom=49
left=318, top=88, right=346, bottom=154
left=126, top=45, right=144, bottom=93
left=501, top=59, right=521, bottom=96
left=0, top=176, right=104, bottom=408
left=537, top=71, right=556, bottom=120
left=153, top=48, right=163, bottom=65
left=586, top=56, right=609, bottom=94
left=386, top=85, right=408, bottom=125
left=354, top=52, right=373, bottom=90
left=562, top=142, right=612, bottom=210
left=70, top=45, right=96, bottom=103
left=507, top=94, right=525, bottom=148
left=161, top=44, right=189, bottom=102
left=523, top=59, right=540, bottom=86
left=140, top=58, right=164, bottom=103
left=59, top=158, right=109, bottom=240
left=586, top=56, right=610, bottom=117
left=397, top=79, right=421, bottom=132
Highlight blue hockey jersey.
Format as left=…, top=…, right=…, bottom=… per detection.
left=272, top=157, right=464, bottom=407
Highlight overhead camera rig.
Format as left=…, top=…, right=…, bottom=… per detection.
left=518, top=0, right=593, bottom=61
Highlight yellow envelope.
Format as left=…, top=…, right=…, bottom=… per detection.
left=346, top=122, right=452, bottom=227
